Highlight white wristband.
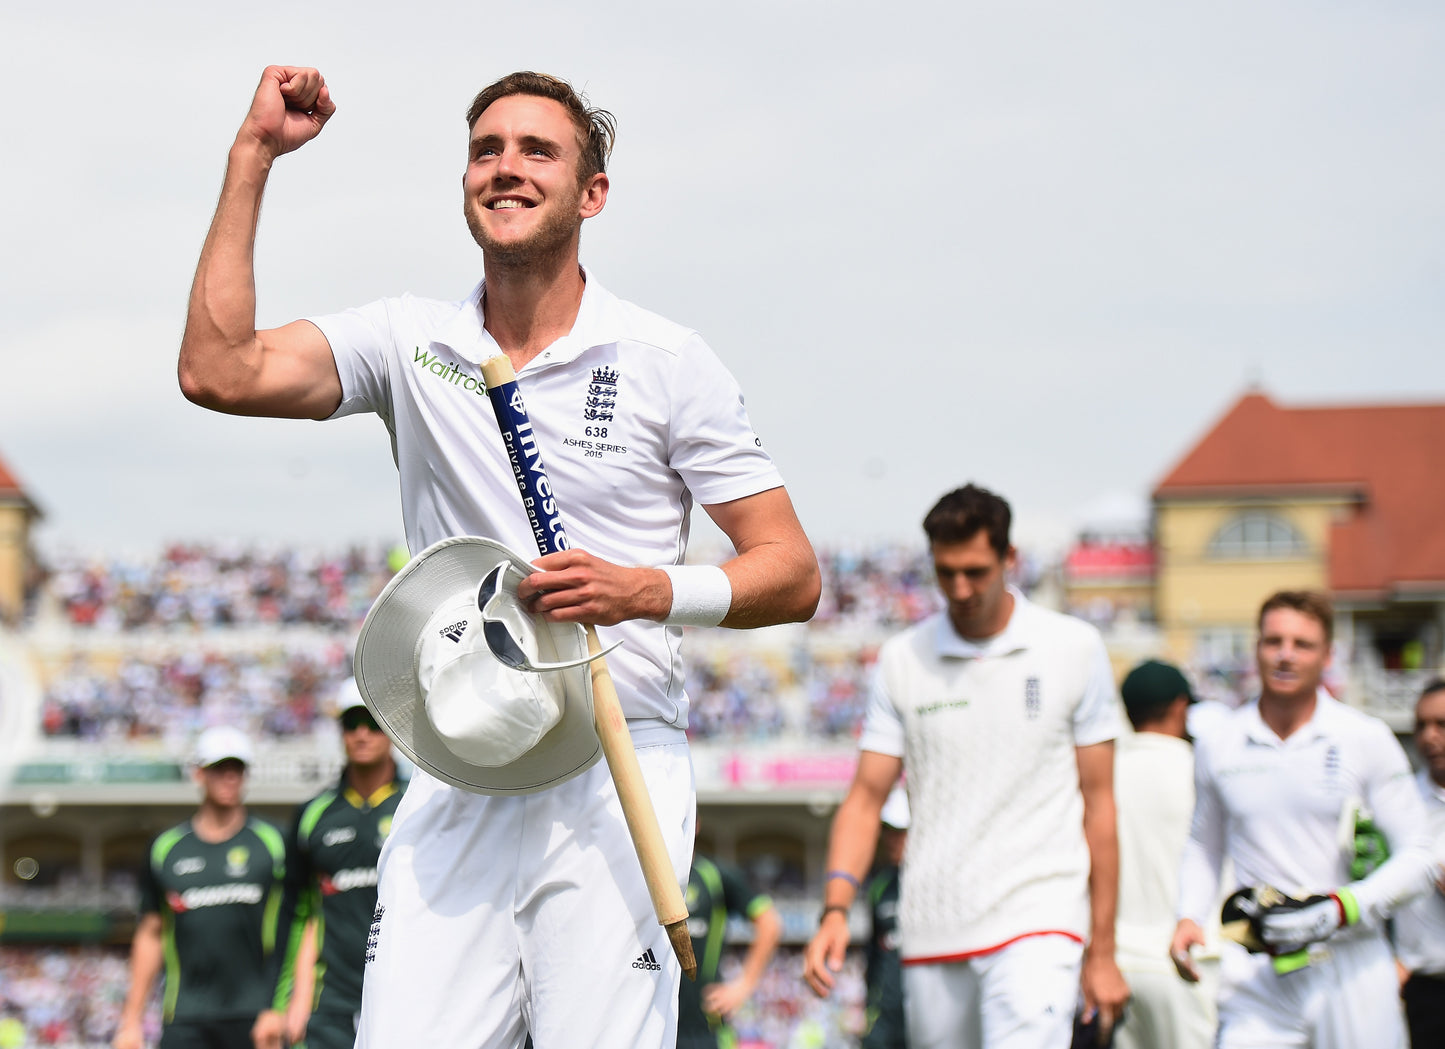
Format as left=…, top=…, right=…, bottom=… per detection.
left=659, top=564, right=732, bottom=627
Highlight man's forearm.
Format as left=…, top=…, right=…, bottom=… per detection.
left=738, top=909, right=782, bottom=991
left=720, top=539, right=821, bottom=628
left=178, top=139, right=273, bottom=410
left=1352, top=842, right=1438, bottom=925
left=822, top=798, right=883, bottom=909
left=120, top=922, right=164, bottom=1026
left=1083, top=799, right=1120, bottom=955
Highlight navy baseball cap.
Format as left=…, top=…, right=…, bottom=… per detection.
left=1120, top=660, right=1194, bottom=720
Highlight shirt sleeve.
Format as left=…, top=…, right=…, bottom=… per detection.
left=1350, top=722, right=1438, bottom=925
left=665, top=334, right=784, bottom=506
left=137, top=853, right=161, bottom=917
left=306, top=300, right=397, bottom=423
left=856, top=655, right=905, bottom=758
left=1072, top=632, right=1124, bottom=747
left=718, top=861, right=772, bottom=922
left=1177, top=735, right=1227, bottom=926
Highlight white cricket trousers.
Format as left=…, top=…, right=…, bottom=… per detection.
left=903, top=934, right=1083, bottom=1049
left=355, top=742, right=695, bottom=1049
left=1214, top=932, right=1406, bottom=1048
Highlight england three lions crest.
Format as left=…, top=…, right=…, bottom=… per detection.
left=584, top=366, right=618, bottom=422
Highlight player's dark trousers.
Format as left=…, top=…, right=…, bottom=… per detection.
left=1404, top=972, right=1445, bottom=1049
left=158, top=1019, right=255, bottom=1049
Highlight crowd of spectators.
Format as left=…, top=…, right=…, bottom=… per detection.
left=38, top=644, right=353, bottom=745
left=39, top=542, right=400, bottom=633
left=0, top=946, right=156, bottom=1048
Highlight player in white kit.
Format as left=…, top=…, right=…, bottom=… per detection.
left=177, top=66, right=820, bottom=1049
left=1112, top=660, right=1214, bottom=1049
left=1170, top=590, right=1436, bottom=1049
left=803, top=484, right=1131, bottom=1049
left=1394, top=678, right=1445, bottom=1047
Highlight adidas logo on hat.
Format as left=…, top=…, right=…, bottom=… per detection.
left=439, top=620, right=467, bottom=643
left=632, top=948, right=661, bottom=971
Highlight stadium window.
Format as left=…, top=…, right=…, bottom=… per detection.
left=1206, top=511, right=1309, bottom=560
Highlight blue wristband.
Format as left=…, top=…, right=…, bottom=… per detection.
left=825, top=870, right=861, bottom=891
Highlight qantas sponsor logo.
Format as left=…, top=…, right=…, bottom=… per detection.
left=166, top=882, right=264, bottom=912
left=173, top=857, right=206, bottom=876
left=319, top=868, right=380, bottom=895
left=322, top=827, right=358, bottom=847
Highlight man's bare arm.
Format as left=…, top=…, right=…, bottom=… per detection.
left=802, top=750, right=902, bottom=997
left=702, top=903, right=782, bottom=1018
left=113, top=912, right=163, bottom=1049
left=705, top=486, right=820, bottom=627
left=1077, top=740, right=1130, bottom=1035
left=520, top=487, right=820, bottom=628
left=178, top=65, right=342, bottom=420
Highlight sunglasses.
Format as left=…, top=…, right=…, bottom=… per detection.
left=340, top=707, right=381, bottom=733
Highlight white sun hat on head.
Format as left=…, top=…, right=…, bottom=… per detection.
left=353, top=536, right=604, bottom=795
left=194, top=725, right=255, bottom=769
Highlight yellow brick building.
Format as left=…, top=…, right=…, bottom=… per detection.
left=1152, top=391, right=1445, bottom=727
left=0, top=450, right=41, bottom=626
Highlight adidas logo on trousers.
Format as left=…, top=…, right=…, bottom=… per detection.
left=632, top=948, right=662, bottom=971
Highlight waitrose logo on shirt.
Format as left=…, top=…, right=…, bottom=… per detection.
left=413, top=348, right=489, bottom=396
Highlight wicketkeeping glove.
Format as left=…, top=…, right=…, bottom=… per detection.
left=1220, top=885, right=1360, bottom=975
left=1257, top=887, right=1359, bottom=955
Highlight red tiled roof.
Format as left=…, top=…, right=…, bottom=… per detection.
left=1154, top=392, right=1445, bottom=596
left=0, top=449, right=39, bottom=514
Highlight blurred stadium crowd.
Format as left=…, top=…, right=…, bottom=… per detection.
left=24, top=542, right=1074, bottom=747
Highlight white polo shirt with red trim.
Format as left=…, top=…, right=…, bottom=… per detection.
left=858, top=588, right=1122, bottom=962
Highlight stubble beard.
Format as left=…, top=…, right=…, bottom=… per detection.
left=1260, top=662, right=1320, bottom=705
left=465, top=190, right=584, bottom=272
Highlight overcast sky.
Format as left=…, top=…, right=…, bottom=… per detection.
left=2, top=1, right=1442, bottom=560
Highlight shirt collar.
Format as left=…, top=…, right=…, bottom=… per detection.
left=1419, top=768, right=1445, bottom=805
left=434, top=265, right=621, bottom=367
left=934, top=585, right=1031, bottom=660
left=1242, top=687, right=1338, bottom=746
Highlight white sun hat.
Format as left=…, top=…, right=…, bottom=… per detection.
left=353, top=536, right=604, bottom=795
left=194, top=725, right=255, bottom=769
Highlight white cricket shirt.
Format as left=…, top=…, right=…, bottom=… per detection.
left=1392, top=770, right=1445, bottom=976
left=312, top=271, right=783, bottom=741
left=1177, top=691, right=1435, bottom=932
left=1115, top=731, right=1195, bottom=971
left=858, top=588, right=1123, bottom=962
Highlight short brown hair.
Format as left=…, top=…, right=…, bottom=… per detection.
left=465, top=72, right=616, bottom=182
left=1257, top=590, right=1334, bottom=647
left=922, top=484, right=1011, bottom=557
